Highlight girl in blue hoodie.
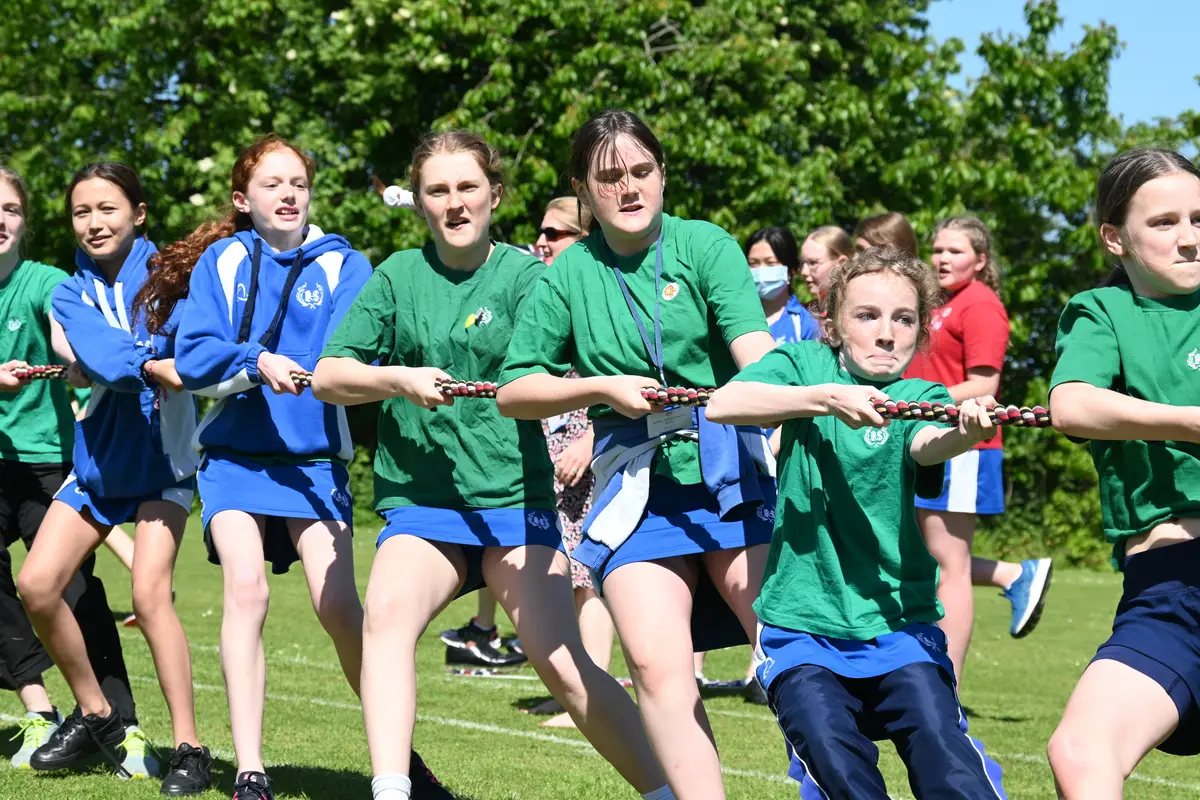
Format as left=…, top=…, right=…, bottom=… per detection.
left=15, top=162, right=211, bottom=794
left=171, top=136, right=446, bottom=800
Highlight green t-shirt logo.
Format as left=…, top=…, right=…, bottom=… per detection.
left=1188, top=348, right=1200, bottom=371
left=6, top=316, right=22, bottom=332
left=863, top=427, right=890, bottom=447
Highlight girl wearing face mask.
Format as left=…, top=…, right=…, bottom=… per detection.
left=744, top=226, right=819, bottom=345
left=15, top=163, right=210, bottom=792
left=706, top=247, right=1007, bottom=800
left=314, top=132, right=667, bottom=800
left=1047, top=149, right=1200, bottom=798
left=904, top=217, right=1052, bottom=685
left=171, top=136, right=444, bottom=800
left=799, top=225, right=853, bottom=311
left=497, top=109, right=778, bottom=799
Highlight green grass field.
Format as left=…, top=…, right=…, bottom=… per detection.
left=0, top=521, right=1197, bottom=799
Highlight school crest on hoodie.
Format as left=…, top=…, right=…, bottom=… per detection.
left=174, top=225, right=372, bottom=461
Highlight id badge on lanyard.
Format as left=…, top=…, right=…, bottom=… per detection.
left=608, top=227, right=689, bottom=438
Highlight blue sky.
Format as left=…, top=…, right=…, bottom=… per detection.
left=926, top=0, right=1200, bottom=124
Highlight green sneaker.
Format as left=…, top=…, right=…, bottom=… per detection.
left=10, top=711, right=62, bottom=769
left=118, top=726, right=160, bottom=780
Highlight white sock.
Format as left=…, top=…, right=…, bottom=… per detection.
left=642, top=786, right=676, bottom=800
left=372, top=773, right=412, bottom=800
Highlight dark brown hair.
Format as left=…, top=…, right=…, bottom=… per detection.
left=1095, top=148, right=1200, bottom=287
left=854, top=211, right=918, bottom=258
left=65, top=162, right=146, bottom=219
left=134, top=135, right=315, bottom=333
left=567, top=110, right=665, bottom=232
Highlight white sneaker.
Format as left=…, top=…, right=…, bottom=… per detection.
left=118, top=725, right=160, bottom=780
left=10, top=710, right=62, bottom=769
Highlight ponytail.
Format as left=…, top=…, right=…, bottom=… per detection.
left=135, top=212, right=248, bottom=334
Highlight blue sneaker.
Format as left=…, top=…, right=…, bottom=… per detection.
left=1004, top=558, right=1053, bottom=638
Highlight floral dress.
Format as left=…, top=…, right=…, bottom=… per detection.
left=540, top=370, right=594, bottom=589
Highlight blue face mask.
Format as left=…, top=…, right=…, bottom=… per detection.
left=753, top=265, right=790, bottom=299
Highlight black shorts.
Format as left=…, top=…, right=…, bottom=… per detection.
left=1094, top=537, right=1200, bottom=755
left=0, top=460, right=68, bottom=549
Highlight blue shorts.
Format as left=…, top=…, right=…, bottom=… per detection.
left=1092, top=537, right=1200, bottom=756
left=198, top=453, right=354, bottom=575
left=914, top=449, right=1005, bottom=515
left=55, top=472, right=194, bottom=528
left=575, top=475, right=776, bottom=652
left=377, top=506, right=564, bottom=597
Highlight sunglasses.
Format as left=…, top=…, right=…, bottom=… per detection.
left=539, top=227, right=581, bottom=242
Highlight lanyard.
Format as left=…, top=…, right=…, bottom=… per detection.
left=609, top=227, right=667, bottom=386
left=236, top=237, right=306, bottom=349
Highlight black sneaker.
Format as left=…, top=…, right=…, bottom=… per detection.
left=500, top=636, right=524, bottom=657
left=410, top=749, right=454, bottom=799
left=231, top=771, right=274, bottom=800
left=160, top=743, right=213, bottom=795
left=30, top=707, right=129, bottom=776
left=742, top=677, right=769, bottom=706
left=441, top=620, right=527, bottom=667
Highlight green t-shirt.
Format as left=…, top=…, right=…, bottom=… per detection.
left=498, top=213, right=769, bottom=484
left=1050, top=285, right=1200, bottom=558
left=733, top=341, right=950, bottom=639
left=321, top=243, right=556, bottom=512
left=0, top=260, right=74, bottom=462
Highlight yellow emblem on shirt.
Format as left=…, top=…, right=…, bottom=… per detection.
left=464, top=313, right=477, bottom=328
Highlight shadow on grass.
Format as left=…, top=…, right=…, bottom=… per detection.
left=0, top=726, right=480, bottom=800
left=962, top=705, right=1031, bottom=724
left=211, top=755, right=484, bottom=800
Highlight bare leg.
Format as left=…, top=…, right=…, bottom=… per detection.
left=17, top=501, right=111, bottom=717
left=918, top=509, right=976, bottom=683
left=16, top=681, right=53, bottom=715
left=604, top=555, right=724, bottom=798
left=702, top=544, right=769, bottom=685
left=971, top=557, right=1022, bottom=589
left=101, top=527, right=135, bottom=572
left=475, top=587, right=498, bottom=629
left=287, top=519, right=364, bottom=695
left=362, top=535, right=463, bottom=777
left=1049, top=659, right=1179, bottom=799
left=131, top=501, right=198, bottom=747
left=538, top=584, right=616, bottom=727
left=486, top=545, right=666, bottom=793
left=209, top=511, right=270, bottom=774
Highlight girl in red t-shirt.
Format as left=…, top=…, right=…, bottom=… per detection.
left=905, top=216, right=1053, bottom=683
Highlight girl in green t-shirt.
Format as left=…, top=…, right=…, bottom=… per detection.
left=496, top=109, right=778, bottom=797
left=706, top=247, right=1006, bottom=798
left=1047, top=148, right=1200, bottom=797
left=314, top=131, right=668, bottom=800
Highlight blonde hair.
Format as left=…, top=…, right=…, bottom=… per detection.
left=409, top=130, right=504, bottom=194
left=805, top=225, right=854, bottom=260
left=854, top=212, right=918, bottom=257
left=825, top=246, right=941, bottom=350
left=932, top=216, right=1001, bottom=293
left=544, top=196, right=593, bottom=234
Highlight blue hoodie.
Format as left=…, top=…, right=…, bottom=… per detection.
left=51, top=237, right=200, bottom=498
left=175, top=226, right=371, bottom=461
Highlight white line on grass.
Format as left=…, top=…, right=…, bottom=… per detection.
left=125, top=675, right=792, bottom=786
left=118, top=640, right=1200, bottom=795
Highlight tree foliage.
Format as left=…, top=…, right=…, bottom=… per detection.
left=3, top=0, right=1196, bottom=564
